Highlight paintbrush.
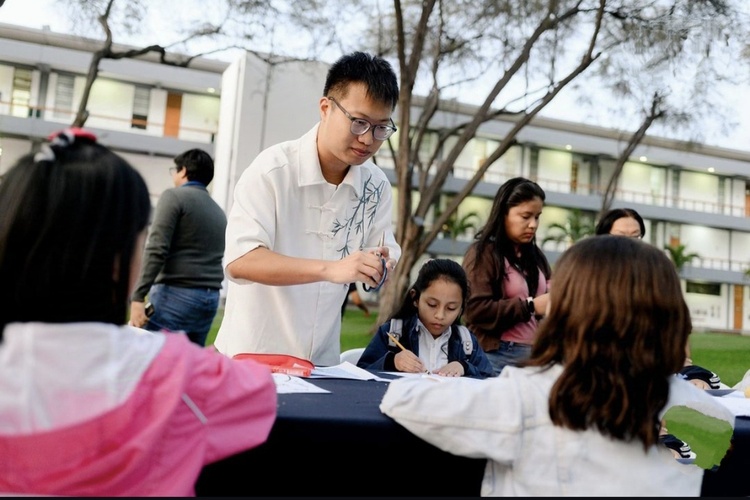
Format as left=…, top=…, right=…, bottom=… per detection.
left=387, top=332, right=430, bottom=374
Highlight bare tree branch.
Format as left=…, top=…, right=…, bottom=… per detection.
left=600, top=91, right=667, bottom=215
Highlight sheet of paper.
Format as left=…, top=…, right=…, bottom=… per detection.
left=309, top=361, right=391, bottom=382
left=383, top=371, right=488, bottom=382
left=384, top=372, right=444, bottom=381
left=713, top=390, right=750, bottom=417
left=272, top=373, right=330, bottom=394
left=382, top=371, right=421, bottom=378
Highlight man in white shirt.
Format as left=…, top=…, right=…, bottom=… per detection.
left=214, top=51, right=401, bottom=366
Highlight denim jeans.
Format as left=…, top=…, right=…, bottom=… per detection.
left=484, top=341, right=533, bottom=376
left=145, top=284, right=220, bottom=347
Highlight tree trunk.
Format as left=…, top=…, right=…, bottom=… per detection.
left=372, top=219, right=423, bottom=332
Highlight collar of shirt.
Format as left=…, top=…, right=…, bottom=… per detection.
left=182, top=180, right=206, bottom=188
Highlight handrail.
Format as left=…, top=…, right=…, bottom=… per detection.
left=0, top=100, right=218, bottom=138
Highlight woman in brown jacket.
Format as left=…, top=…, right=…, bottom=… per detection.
left=463, top=177, right=551, bottom=375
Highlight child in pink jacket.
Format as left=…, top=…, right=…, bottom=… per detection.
left=0, top=128, right=277, bottom=496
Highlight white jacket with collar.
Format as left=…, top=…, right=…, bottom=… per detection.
left=380, top=363, right=734, bottom=497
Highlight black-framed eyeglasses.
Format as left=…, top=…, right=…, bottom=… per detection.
left=328, top=97, right=397, bottom=141
left=169, top=166, right=178, bottom=175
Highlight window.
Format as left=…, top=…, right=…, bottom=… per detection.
left=53, top=74, right=74, bottom=120
left=686, top=281, right=721, bottom=296
left=131, top=86, right=150, bottom=130
left=11, top=67, right=32, bottom=118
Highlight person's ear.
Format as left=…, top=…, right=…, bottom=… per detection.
left=319, top=96, right=331, bottom=120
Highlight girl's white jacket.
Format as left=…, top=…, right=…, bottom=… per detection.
left=381, top=363, right=734, bottom=497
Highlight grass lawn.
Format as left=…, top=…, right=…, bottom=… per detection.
left=205, top=305, right=378, bottom=351
left=688, top=331, right=750, bottom=387
left=339, top=308, right=380, bottom=351
left=207, top=307, right=750, bottom=386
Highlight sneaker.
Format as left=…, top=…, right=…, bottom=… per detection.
left=659, top=433, right=697, bottom=464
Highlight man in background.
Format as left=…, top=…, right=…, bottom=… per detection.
left=129, top=148, right=227, bottom=346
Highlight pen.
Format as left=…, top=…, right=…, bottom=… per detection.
left=387, top=333, right=430, bottom=374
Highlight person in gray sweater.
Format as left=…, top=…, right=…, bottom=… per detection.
left=129, top=149, right=226, bottom=346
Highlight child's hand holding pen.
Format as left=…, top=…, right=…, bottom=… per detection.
left=388, top=333, right=430, bottom=374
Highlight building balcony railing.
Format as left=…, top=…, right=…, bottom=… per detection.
left=449, top=166, right=747, bottom=218
left=429, top=234, right=750, bottom=281
left=0, top=100, right=217, bottom=144
left=686, top=256, right=750, bottom=274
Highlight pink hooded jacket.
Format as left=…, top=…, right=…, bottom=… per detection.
left=0, top=323, right=277, bottom=496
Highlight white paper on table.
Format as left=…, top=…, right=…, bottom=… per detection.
left=383, top=371, right=423, bottom=378
left=383, top=372, right=487, bottom=383
left=272, top=373, right=331, bottom=394
left=384, top=372, right=446, bottom=382
left=310, top=361, right=391, bottom=382
left=712, top=390, right=750, bottom=417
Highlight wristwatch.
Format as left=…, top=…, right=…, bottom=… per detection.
left=526, top=297, right=535, bottom=316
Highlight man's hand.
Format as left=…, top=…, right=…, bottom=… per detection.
left=129, top=301, right=148, bottom=328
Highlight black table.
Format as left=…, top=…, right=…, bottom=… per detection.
left=701, top=413, right=750, bottom=497
left=195, top=377, right=750, bottom=497
left=196, top=377, right=485, bottom=497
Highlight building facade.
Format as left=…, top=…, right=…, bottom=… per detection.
left=1, top=23, right=749, bottom=333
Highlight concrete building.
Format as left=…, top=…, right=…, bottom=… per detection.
left=1, top=22, right=749, bottom=333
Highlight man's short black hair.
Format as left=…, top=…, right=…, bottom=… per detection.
left=174, top=148, right=214, bottom=186
left=323, top=51, right=399, bottom=110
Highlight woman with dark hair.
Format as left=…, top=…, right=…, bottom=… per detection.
left=382, top=236, right=734, bottom=496
left=462, top=177, right=551, bottom=375
left=0, top=129, right=277, bottom=496
left=595, top=207, right=645, bottom=238
left=0, top=130, right=152, bottom=329
left=596, top=207, right=720, bottom=463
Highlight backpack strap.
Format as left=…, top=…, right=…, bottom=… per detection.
left=456, top=325, right=473, bottom=356
left=388, top=318, right=403, bottom=348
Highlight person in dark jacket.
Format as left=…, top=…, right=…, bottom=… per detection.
left=129, top=148, right=227, bottom=346
left=358, top=259, right=493, bottom=379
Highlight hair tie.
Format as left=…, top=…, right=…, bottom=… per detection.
left=33, top=144, right=55, bottom=163
left=34, top=127, right=98, bottom=164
